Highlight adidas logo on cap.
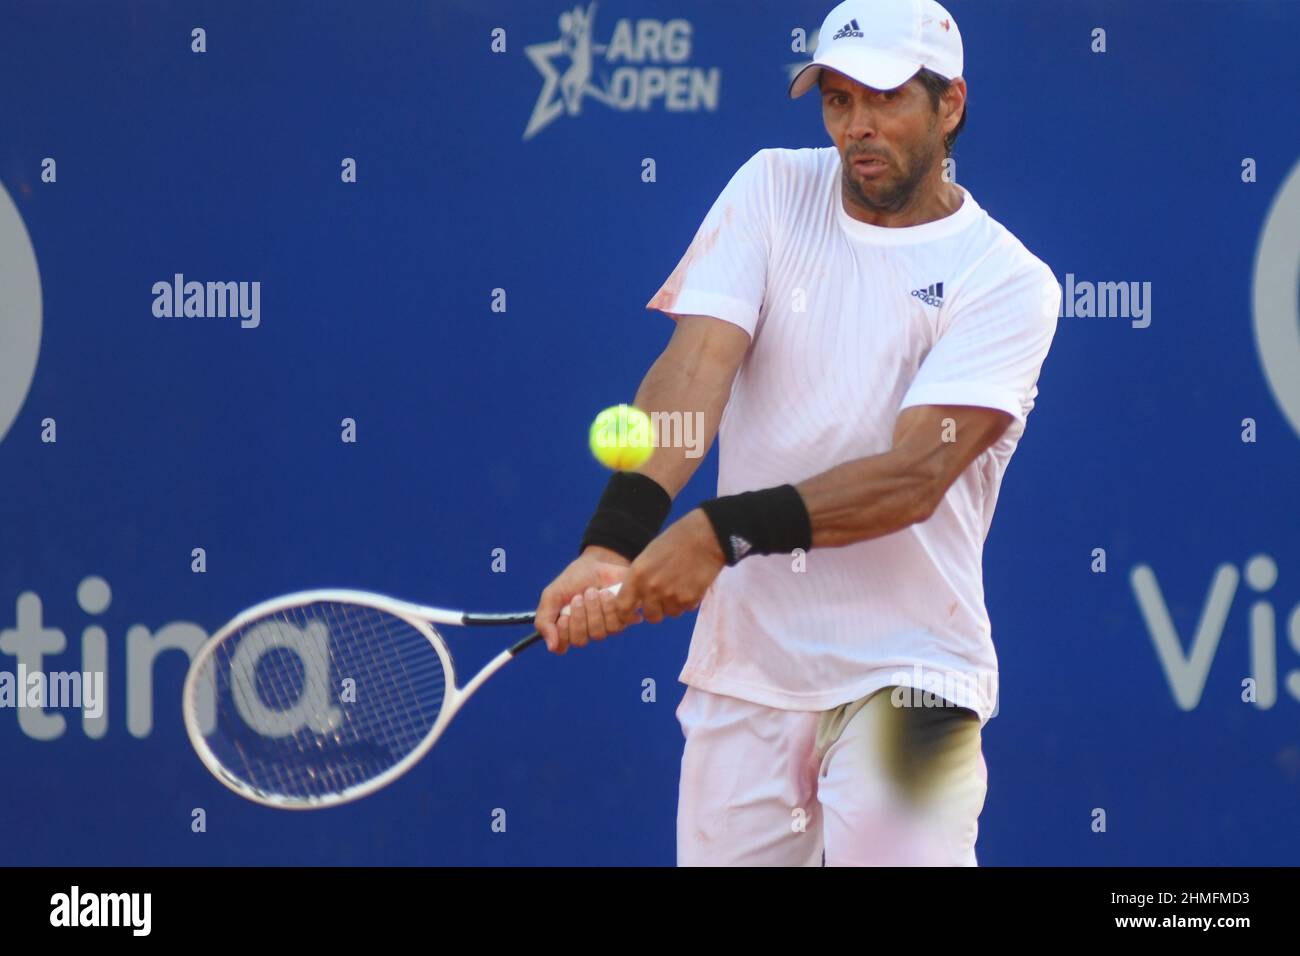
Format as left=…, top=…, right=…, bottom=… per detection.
left=832, top=18, right=864, bottom=40
left=911, top=281, right=945, bottom=307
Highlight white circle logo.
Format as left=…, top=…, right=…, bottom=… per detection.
left=1252, top=158, right=1300, bottom=440
left=0, top=182, right=42, bottom=444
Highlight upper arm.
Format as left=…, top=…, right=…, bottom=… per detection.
left=891, top=258, right=1059, bottom=510
left=891, top=404, right=1012, bottom=512
left=633, top=314, right=751, bottom=498
left=662, top=314, right=752, bottom=389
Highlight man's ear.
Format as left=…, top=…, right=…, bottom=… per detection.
left=943, top=78, right=967, bottom=133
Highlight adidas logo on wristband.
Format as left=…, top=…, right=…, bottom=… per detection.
left=729, top=535, right=754, bottom=561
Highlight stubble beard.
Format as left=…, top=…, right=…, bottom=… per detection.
left=842, top=129, right=943, bottom=216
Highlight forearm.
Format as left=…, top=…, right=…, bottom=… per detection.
left=628, top=346, right=729, bottom=499
left=795, top=449, right=937, bottom=549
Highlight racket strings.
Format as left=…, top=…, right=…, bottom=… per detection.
left=343, top=601, right=432, bottom=760
left=194, top=601, right=450, bottom=803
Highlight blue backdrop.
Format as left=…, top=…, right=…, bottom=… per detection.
left=2, top=0, right=1298, bottom=866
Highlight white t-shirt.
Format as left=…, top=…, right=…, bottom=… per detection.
left=646, top=146, right=1060, bottom=725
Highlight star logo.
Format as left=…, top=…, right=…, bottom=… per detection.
left=522, top=4, right=718, bottom=140
left=523, top=3, right=614, bottom=140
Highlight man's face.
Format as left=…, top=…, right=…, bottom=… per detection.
left=820, top=70, right=950, bottom=214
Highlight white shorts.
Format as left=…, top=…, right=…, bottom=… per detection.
left=675, top=684, right=988, bottom=866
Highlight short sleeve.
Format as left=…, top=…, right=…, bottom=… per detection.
left=646, top=150, right=772, bottom=338
left=899, top=260, right=1061, bottom=426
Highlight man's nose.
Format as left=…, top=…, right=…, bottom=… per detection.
left=844, top=102, right=879, bottom=140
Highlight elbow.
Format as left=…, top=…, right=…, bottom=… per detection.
left=903, top=461, right=947, bottom=527
left=907, top=487, right=940, bottom=526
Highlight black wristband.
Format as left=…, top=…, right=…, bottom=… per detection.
left=580, top=472, right=672, bottom=561
left=698, top=484, right=812, bottom=565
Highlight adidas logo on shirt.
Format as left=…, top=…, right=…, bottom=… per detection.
left=832, top=19, right=864, bottom=40
left=911, top=281, right=945, bottom=307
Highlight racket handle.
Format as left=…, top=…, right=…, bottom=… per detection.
left=559, top=581, right=623, bottom=618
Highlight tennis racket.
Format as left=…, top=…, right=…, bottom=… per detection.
left=182, top=583, right=623, bottom=809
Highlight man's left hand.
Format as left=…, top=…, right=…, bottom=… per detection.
left=614, top=509, right=726, bottom=625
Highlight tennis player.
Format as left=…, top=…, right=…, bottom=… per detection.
left=536, top=0, right=1060, bottom=866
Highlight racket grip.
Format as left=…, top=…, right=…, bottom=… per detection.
left=559, top=581, right=623, bottom=617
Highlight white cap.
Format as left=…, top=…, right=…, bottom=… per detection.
left=789, top=0, right=964, bottom=98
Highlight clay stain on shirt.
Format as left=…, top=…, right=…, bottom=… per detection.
left=648, top=205, right=734, bottom=314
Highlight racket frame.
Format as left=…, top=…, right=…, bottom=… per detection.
left=182, top=588, right=539, bottom=810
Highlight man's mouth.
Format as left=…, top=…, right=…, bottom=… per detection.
left=851, top=154, right=889, bottom=177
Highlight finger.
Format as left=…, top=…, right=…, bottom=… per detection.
left=536, top=589, right=560, bottom=651
left=597, top=586, right=625, bottom=634
left=669, top=588, right=703, bottom=617
left=583, top=587, right=609, bottom=640
left=554, top=603, right=571, bottom=655
left=567, top=594, right=591, bottom=648
left=614, top=576, right=641, bottom=622
left=641, top=594, right=665, bottom=625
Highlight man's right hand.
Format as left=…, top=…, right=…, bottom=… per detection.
left=535, top=547, right=635, bottom=654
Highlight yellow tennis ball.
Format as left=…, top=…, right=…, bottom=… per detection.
left=589, top=404, right=654, bottom=471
